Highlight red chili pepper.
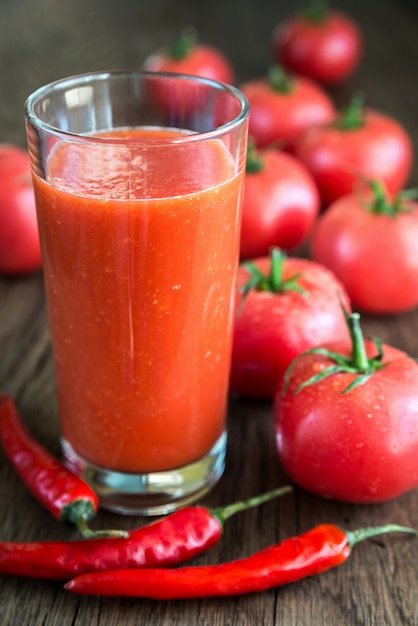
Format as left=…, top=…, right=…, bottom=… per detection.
left=0, top=484, right=291, bottom=579
left=0, top=394, right=126, bottom=538
left=64, top=523, right=416, bottom=598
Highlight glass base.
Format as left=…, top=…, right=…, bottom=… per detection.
left=61, top=431, right=227, bottom=516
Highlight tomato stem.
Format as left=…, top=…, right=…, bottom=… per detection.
left=170, top=27, right=197, bottom=59
left=360, top=179, right=417, bottom=217
left=285, top=308, right=387, bottom=395
left=367, top=180, right=392, bottom=214
left=333, top=93, right=365, bottom=130
left=270, top=247, right=284, bottom=291
left=246, top=139, right=264, bottom=174
left=301, top=0, right=329, bottom=23
left=268, top=65, right=293, bottom=94
left=240, top=248, right=306, bottom=299
left=346, top=310, right=369, bottom=370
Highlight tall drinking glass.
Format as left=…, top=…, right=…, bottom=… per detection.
left=25, top=70, right=249, bottom=515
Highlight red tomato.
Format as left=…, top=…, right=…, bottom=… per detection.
left=240, top=145, right=320, bottom=259
left=311, top=182, right=418, bottom=314
left=240, top=66, right=335, bottom=149
left=272, top=8, right=362, bottom=85
left=230, top=250, right=351, bottom=398
left=143, top=29, right=234, bottom=84
left=275, top=312, right=418, bottom=502
left=0, top=144, right=41, bottom=275
left=143, top=31, right=234, bottom=119
left=294, top=98, right=413, bottom=206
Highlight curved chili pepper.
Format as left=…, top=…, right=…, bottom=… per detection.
left=64, top=523, right=417, bottom=598
left=0, top=484, right=291, bottom=579
left=0, top=394, right=126, bottom=538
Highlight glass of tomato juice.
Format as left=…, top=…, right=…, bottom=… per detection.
left=25, top=70, right=249, bottom=515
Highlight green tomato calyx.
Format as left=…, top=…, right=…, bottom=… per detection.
left=268, top=65, right=294, bottom=94
left=245, top=139, right=265, bottom=174
left=170, top=27, right=197, bottom=59
left=285, top=308, right=386, bottom=395
left=333, top=93, right=365, bottom=130
left=240, top=248, right=307, bottom=300
left=301, top=0, right=329, bottom=24
left=361, top=179, right=417, bottom=217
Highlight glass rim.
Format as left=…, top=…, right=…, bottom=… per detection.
left=24, top=69, right=250, bottom=146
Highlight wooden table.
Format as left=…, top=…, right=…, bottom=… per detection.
left=1, top=0, right=418, bottom=623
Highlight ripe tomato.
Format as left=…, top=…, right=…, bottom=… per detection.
left=272, top=7, right=362, bottom=85
left=294, top=97, right=413, bottom=206
left=230, top=249, right=351, bottom=398
left=311, top=182, right=418, bottom=314
left=240, top=65, right=335, bottom=149
left=275, top=311, right=418, bottom=502
left=0, top=144, right=41, bottom=276
left=240, top=144, right=320, bottom=260
left=143, top=30, right=234, bottom=120
left=143, top=29, right=234, bottom=84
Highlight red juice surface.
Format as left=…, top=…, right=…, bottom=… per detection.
left=33, top=128, right=244, bottom=473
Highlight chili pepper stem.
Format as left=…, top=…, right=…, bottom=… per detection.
left=61, top=494, right=129, bottom=538
left=74, top=517, right=129, bottom=539
left=345, top=524, right=417, bottom=548
left=77, top=484, right=292, bottom=538
left=211, top=485, right=292, bottom=524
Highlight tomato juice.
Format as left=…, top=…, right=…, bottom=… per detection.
left=33, top=128, right=244, bottom=473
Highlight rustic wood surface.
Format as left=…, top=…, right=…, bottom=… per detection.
left=1, top=0, right=418, bottom=624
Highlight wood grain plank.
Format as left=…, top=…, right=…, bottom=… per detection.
left=2, top=0, right=418, bottom=624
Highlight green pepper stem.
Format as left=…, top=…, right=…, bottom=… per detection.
left=212, top=485, right=292, bottom=524
left=345, top=524, right=417, bottom=548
